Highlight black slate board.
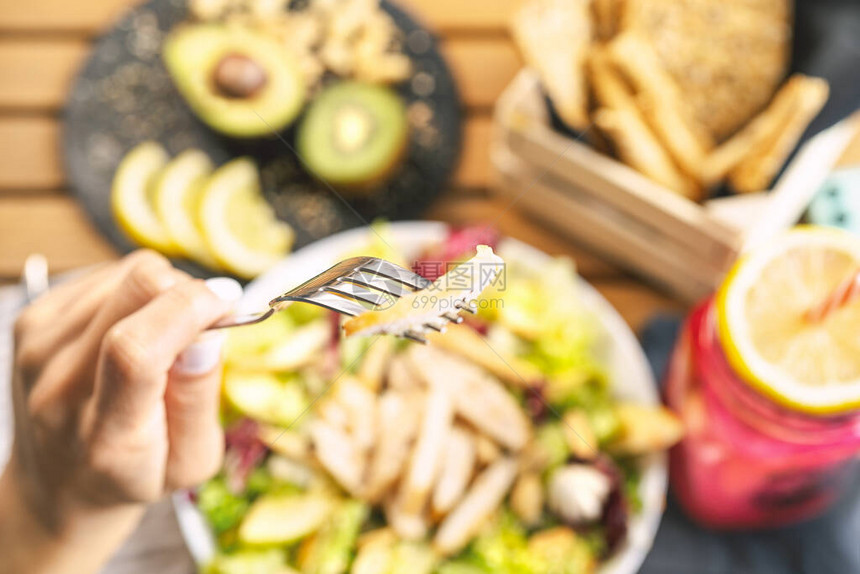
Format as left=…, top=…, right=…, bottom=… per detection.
left=63, top=0, right=462, bottom=278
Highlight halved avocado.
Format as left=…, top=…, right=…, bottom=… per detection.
left=297, top=81, right=408, bottom=192
left=163, top=24, right=305, bottom=138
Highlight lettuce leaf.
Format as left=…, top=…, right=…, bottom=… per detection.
left=197, top=476, right=249, bottom=536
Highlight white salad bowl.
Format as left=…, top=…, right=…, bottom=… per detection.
left=174, top=221, right=667, bottom=574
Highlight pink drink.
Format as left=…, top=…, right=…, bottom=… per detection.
left=664, top=299, right=860, bottom=529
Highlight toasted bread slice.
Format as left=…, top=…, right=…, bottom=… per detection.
left=621, top=0, right=791, bottom=141
left=606, top=31, right=714, bottom=176
left=511, top=0, right=592, bottom=130
left=592, top=0, right=624, bottom=41
left=588, top=47, right=637, bottom=110
left=594, top=105, right=700, bottom=199
left=728, top=75, right=829, bottom=193
left=701, top=74, right=823, bottom=186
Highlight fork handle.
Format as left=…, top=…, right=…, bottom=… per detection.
left=208, top=308, right=275, bottom=330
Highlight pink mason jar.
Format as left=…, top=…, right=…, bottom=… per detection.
left=664, top=299, right=860, bottom=529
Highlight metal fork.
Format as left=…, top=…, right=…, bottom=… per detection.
left=208, top=256, right=473, bottom=343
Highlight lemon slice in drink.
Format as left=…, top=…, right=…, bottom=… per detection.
left=153, top=149, right=219, bottom=269
left=111, top=142, right=178, bottom=255
left=716, top=227, right=860, bottom=414
left=199, top=158, right=293, bottom=279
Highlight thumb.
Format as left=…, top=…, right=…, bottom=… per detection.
left=164, top=277, right=243, bottom=490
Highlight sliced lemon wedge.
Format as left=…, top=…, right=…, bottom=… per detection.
left=111, top=142, right=178, bottom=254
left=153, top=149, right=218, bottom=269
left=716, top=227, right=860, bottom=414
left=198, top=158, right=293, bottom=279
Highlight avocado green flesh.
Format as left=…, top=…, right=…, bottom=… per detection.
left=163, top=25, right=305, bottom=138
left=297, top=82, right=408, bottom=188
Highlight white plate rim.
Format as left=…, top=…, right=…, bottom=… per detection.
left=174, top=220, right=667, bottom=574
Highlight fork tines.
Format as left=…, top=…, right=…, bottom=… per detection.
left=267, top=256, right=472, bottom=343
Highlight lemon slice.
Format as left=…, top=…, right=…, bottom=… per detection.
left=111, top=142, right=178, bottom=254
left=716, top=227, right=860, bottom=414
left=198, top=158, right=293, bottom=279
left=153, top=149, right=218, bottom=269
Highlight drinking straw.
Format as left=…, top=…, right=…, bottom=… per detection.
left=804, top=266, right=860, bottom=323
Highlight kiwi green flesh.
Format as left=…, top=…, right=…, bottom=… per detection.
left=163, top=25, right=305, bottom=138
left=297, top=82, right=408, bottom=190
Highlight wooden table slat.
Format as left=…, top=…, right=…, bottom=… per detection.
left=456, top=115, right=491, bottom=190
left=0, top=195, right=118, bottom=277
left=443, top=38, right=520, bottom=111
left=0, top=39, right=89, bottom=110
left=0, top=0, right=518, bottom=34
left=0, top=117, right=65, bottom=190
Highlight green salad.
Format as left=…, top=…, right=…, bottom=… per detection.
left=196, top=226, right=683, bottom=574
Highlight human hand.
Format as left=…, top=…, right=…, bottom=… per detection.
left=0, top=250, right=242, bottom=574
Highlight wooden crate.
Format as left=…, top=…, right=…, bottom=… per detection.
left=491, top=70, right=858, bottom=302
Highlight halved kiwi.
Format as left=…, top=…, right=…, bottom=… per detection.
left=297, top=81, right=409, bottom=193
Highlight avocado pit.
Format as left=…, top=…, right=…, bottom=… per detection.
left=213, top=53, right=268, bottom=99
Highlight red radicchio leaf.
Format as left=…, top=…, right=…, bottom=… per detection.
left=320, top=310, right=342, bottom=378
left=461, top=314, right=490, bottom=335
left=413, top=226, right=501, bottom=280
left=223, top=418, right=268, bottom=494
left=524, top=382, right=550, bottom=423
left=593, top=455, right=629, bottom=556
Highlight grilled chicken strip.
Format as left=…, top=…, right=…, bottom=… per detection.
left=434, top=457, right=519, bottom=555
left=308, top=420, right=364, bottom=495
left=431, top=426, right=477, bottom=517
left=409, top=345, right=531, bottom=451
left=398, top=387, right=454, bottom=514
left=363, top=389, right=423, bottom=502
